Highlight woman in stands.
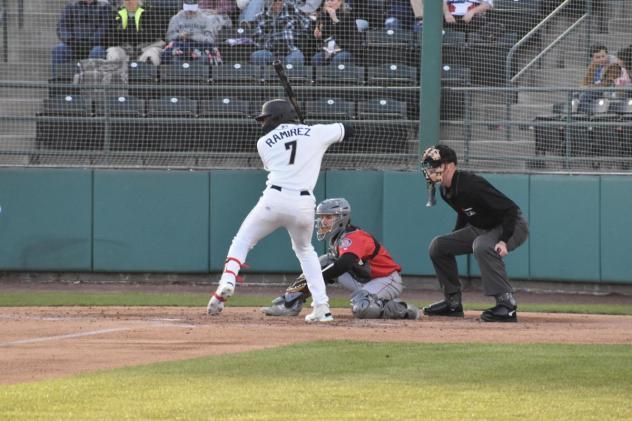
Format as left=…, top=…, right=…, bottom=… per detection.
left=311, top=0, right=361, bottom=65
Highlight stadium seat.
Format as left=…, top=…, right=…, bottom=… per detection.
left=490, top=0, right=541, bottom=39
left=127, top=61, right=159, bottom=100
left=217, top=26, right=257, bottom=64
left=357, top=99, right=407, bottom=120
left=36, top=95, right=99, bottom=150
left=94, top=95, right=146, bottom=151
left=198, top=97, right=251, bottom=118
left=442, top=29, right=467, bottom=67
left=304, top=98, right=355, bottom=120
left=212, top=63, right=262, bottom=85
left=533, top=114, right=564, bottom=156
left=146, top=96, right=197, bottom=117
left=95, top=95, right=145, bottom=117
left=364, top=28, right=415, bottom=66
left=160, top=61, right=210, bottom=85
left=40, top=95, right=93, bottom=116
left=128, top=61, right=159, bottom=84
left=261, top=64, right=314, bottom=85
left=466, top=41, right=512, bottom=86
left=146, top=96, right=199, bottom=151
left=48, top=62, right=81, bottom=98
left=366, top=64, right=417, bottom=86
left=314, top=64, right=365, bottom=85
left=441, top=64, right=470, bottom=120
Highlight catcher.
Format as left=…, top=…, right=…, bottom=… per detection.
left=261, top=198, right=419, bottom=320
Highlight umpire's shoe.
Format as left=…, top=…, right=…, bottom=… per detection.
left=480, top=304, right=517, bottom=323
left=422, top=300, right=464, bottom=317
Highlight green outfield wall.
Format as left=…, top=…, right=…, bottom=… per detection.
left=0, top=169, right=630, bottom=284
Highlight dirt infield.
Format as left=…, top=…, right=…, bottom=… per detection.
left=1, top=304, right=632, bottom=385
left=2, top=281, right=632, bottom=385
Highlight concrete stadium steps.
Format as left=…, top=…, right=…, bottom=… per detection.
left=608, top=18, right=632, bottom=34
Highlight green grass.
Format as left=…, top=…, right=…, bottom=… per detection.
left=1, top=291, right=631, bottom=315
left=1, top=342, right=631, bottom=420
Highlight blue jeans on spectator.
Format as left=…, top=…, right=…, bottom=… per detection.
left=250, top=49, right=304, bottom=66
left=311, top=50, right=353, bottom=66
left=51, top=43, right=106, bottom=79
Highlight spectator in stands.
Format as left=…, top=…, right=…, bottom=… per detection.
left=106, top=0, right=165, bottom=65
left=162, top=0, right=229, bottom=64
left=616, top=45, right=632, bottom=77
left=581, top=44, right=618, bottom=87
left=578, top=44, right=621, bottom=114
left=249, top=0, right=311, bottom=65
left=198, top=0, right=238, bottom=22
left=443, top=0, right=492, bottom=34
left=52, top=0, right=110, bottom=79
left=602, top=63, right=631, bottom=88
left=311, top=0, right=360, bottom=65
left=385, top=0, right=423, bottom=32
left=240, top=0, right=322, bottom=28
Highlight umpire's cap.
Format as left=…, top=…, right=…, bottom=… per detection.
left=425, top=144, right=458, bottom=166
left=255, top=99, right=298, bottom=132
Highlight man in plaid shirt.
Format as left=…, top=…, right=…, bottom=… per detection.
left=249, top=0, right=311, bottom=65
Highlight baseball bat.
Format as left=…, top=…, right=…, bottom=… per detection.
left=272, top=60, right=305, bottom=123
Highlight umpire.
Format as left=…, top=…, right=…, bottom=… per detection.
left=421, top=145, right=529, bottom=322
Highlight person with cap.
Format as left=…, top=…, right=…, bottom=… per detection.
left=206, top=99, right=354, bottom=323
left=420, top=144, right=529, bottom=322
left=161, top=0, right=230, bottom=64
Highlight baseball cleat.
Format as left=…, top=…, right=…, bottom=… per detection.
left=304, top=304, right=334, bottom=323
left=480, top=304, right=517, bottom=323
left=207, top=281, right=235, bottom=316
left=422, top=300, right=464, bottom=317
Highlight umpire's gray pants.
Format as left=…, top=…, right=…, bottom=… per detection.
left=428, top=216, right=529, bottom=297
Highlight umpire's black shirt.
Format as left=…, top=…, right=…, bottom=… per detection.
left=440, top=170, right=520, bottom=243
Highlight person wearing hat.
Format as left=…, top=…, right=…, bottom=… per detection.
left=161, top=0, right=230, bottom=64
left=420, top=144, right=529, bottom=323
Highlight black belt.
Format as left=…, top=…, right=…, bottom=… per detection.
left=271, top=185, right=310, bottom=196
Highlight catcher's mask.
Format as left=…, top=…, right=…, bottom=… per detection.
left=315, top=198, right=351, bottom=241
left=421, top=144, right=457, bottom=184
left=255, top=99, right=298, bottom=133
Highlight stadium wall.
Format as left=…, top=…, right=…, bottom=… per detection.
left=0, top=168, right=630, bottom=284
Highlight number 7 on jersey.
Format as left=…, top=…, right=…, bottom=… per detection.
left=285, top=140, right=297, bottom=164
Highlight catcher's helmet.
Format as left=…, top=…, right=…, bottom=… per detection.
left=255, top=99, right=298, bottom=133
left=315, top=198, right=351, bottom=242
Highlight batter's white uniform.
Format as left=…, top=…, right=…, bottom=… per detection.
left=218, top=122, right=346, bottom=306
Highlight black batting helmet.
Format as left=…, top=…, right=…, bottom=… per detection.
left=255, top=99, right=298, bottom=133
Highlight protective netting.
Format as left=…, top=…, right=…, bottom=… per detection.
left=441, top=0, right=632, bottom=173
left=0, top=0, right=631, bottom=172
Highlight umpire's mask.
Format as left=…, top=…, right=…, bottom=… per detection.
left=420, top=144, right=457, bottom=184
left=315, top=198, right=351, bottom=241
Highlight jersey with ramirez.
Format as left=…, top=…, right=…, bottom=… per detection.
left=257, top=123, right=345, bottom=192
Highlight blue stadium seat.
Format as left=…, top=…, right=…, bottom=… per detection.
left=305, top=98, right=355, bottom=120
left=198, top=97, right=251, bottom=118
left=314, top=64, right=365, bottom=85
left=364, top=28, right=415, bottom=66
left=146, top=96, right=199, bottom=151
left=36, top=95, right=99, bottom=150
left=94, top=95, right=146, bottom=151
left=366, top=64, right=417, bottom=86
left=212, top=63, right=262, bottom=85
left=160, top=61, right=210, bottom=85
left=261, top=63, right=313, bottom=85
left=357, top=99, right=407, bottom=120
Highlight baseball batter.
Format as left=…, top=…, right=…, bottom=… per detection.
left=261, top=198, right=419, bottom=320
left=207, top=99, right=354, bottom=323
